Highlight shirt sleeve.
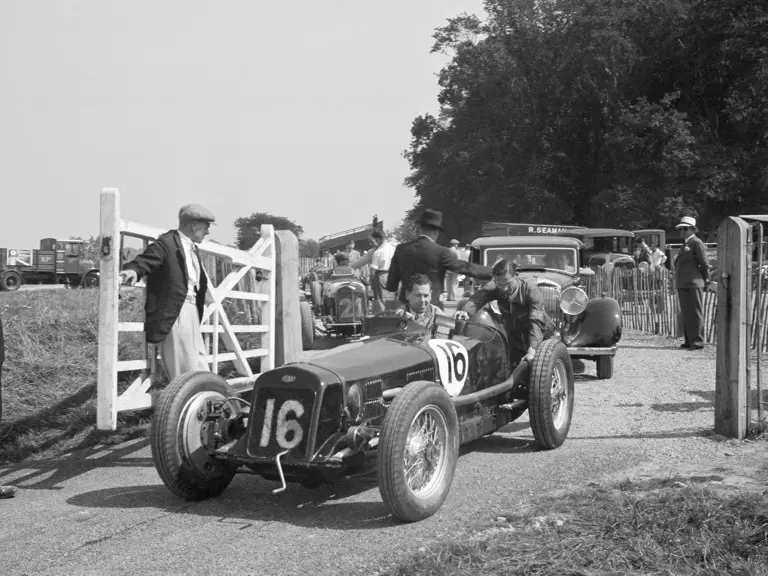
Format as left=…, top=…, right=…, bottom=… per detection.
left=525, top=282, right=547, bottom=350
left=123, top=240, right=168, bottom=281
left=351, top=249, right=373, bottom=270
left=693, top=239, right=710, bottom=280
left=460, top=282, right=497, bottom=316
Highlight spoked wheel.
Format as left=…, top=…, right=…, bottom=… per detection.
left=528, top=339, right=575, bottom=449
left=82, top=272, right=99, bottom=288
left=0, top=271, right=22, bottom=292
left=150, top=371, right=237, bottom=500
left=378, top=381, right=459, bottom=522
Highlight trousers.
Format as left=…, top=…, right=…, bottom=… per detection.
left=158, top=301, right=209, bottom=381
left=677, top=287, right=704, bottom=347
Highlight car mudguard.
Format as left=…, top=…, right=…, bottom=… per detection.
left=567, top=296, right=622, bottom=347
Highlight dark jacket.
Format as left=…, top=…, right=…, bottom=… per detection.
left=674, top=234, right=710, bottom=289
left=461, top=278, right=552, bottom=352
left=385, top=236, right=493, bottom=304
left=123, top=230, right=208, bottom=344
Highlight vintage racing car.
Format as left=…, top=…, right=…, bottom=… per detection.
left=463, top=235, right=622, bottom=379
left=150, top=311, right=575, bottom=522
left=307, top=264, right=370, bottom=339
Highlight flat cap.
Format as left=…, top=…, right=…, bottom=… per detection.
left=449, top=238, right=460, bottom=245
left=179, top=203, right=216, bottom=224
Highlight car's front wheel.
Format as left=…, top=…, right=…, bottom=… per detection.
left=528, top=339, right=574, bottom=449
left=150, top=371, right=237, bottom=500
left=377, top=381, right=459, bottom=522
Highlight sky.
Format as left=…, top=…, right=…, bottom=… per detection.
left=0, top=0, right=487, bottom=249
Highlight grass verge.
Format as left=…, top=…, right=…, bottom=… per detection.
left=382, top=476, right=768, bottom=576
left=1, top=287, right=261, bottom=463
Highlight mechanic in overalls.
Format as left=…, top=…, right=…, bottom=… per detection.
left=454, top=259, right=554, bottom=367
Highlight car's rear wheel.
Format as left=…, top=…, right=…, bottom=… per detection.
left=596, top=356, right=614, bottom=380
left=81, top=271, right=99, bottom=289
left=300, top=301, right=314, bottom=350
left=0, top=270, right=22, bottom=291
left=377, top=381, right=459, bottom=522
left=151, top=371, right=237, bottom=500
left=528, top=339, right=574, bottom=449
left=311, top=281, right=323, bottom=309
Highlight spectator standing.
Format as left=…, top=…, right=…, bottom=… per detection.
left=635, top=237, right=653, bottom=266
left=346, top=241, right=361, bottom=264
left=651, top=242, right=667, bottom=268
left=0, top=313, right=16, bottom=498
left=673, top=216, right=710, bottom=350
left=446, top=239, right=462, bottom=301
left=119, top=204, right=215, bottom=380
left=361, top=229, right=397, bottom=313
left=385, top=209, right=493, bottom=309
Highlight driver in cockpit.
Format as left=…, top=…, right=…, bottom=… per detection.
left=394, top=273, right=447, bottom=329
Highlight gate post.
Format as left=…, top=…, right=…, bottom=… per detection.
left=97, top=188, right=121, bottom=430
left=715, top=216, right=749, bottom=438
left=273, top=230, right=301, bottom=367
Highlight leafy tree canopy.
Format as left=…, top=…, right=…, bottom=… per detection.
left=234, top=213, right=305, bottom=251
left=404, top=0, right=768, bottom=240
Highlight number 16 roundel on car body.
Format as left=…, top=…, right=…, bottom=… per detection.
left=427, top=339, right=469, bottom=396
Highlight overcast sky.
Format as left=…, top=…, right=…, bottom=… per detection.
left=0, top=0, right=486, bottom=249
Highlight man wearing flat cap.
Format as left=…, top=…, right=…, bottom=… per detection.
left=386, top=209, right=493, bottom=309
left=119, top=204, right=215, bottom=380
left=673, top=216, right=710, bottom=350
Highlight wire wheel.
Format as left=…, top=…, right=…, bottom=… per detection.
left=403, top=405, right=450, bottom=499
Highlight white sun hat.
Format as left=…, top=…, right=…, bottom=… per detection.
left=675, top=216, right=697, bottom=229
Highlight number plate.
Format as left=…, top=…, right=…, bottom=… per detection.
left=248, top=388, right=315, bottom=457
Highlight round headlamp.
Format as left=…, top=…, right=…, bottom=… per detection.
left=346, top=384, right=363, bottom=421
left=560, top=286, right=588, bottom=316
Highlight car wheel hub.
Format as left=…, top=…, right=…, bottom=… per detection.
left=551, top=360, right=568, bottom=429
left=179, top=391, right=226, bottom=478
left=403, top=405, right=448, bottom=499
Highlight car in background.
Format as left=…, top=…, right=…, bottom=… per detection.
left=463, top=235, right=622, bottom=379
left=555, top=228, right=636, bottom=268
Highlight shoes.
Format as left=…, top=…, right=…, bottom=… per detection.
left=680, top=343, right=691, bottom=349
left=0, top=485, right=16, bottom=499
left=689, top=344, right=704, bottom=350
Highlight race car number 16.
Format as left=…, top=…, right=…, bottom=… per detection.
left=428, top=340, right=469, bottom=397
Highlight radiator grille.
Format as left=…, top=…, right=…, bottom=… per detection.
left=538, top=284, right=562, bottom=323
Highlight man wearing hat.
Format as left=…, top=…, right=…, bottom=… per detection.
left=673, top=216, right=710, bottom=350
left=385, top=209, right=493, bottom=309
left=119, top=204, right=216, bottom=380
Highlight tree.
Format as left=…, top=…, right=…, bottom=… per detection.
left=234, top=213, right=305, bottom=250
left=389, top=218, right=419, bottom=243
left=299, top=238, right=319, bottom=259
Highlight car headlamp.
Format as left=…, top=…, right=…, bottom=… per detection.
left=346, top=384, right=363, bottom=421
left=560, top=286, right=588, bottom=316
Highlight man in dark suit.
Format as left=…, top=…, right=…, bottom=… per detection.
left=119, top=204, right=215, bottom=380
left=385, top=209, right=493, bottom=309
left=673, top=216, right=710, bottom=350
left=0, top=313, right=16, bottom=498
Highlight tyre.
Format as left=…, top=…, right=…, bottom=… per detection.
left=81, top=271, right=99, bottom=289
left=300, top=301, right=314, bottom=350
left=528, top=339, right=574, bottom=449
left=0, top=270, right=22, bottom=292
left=311, top=281, right=323, bottom=309
left=150, top=371, right=237, bottom=500
left=596, top=356, right=614, bottom=380
left=377, top=380, right=459, bottom=522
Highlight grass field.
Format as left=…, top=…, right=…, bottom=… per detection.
left=384, top=477, right=768, bottom=576
left=0, top=288, right=149, bottom=463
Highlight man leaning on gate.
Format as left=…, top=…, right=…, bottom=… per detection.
left=118, top=204, right=216, bottom=381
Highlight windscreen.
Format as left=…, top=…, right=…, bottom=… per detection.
left=484, top=247, right=577, bottom=273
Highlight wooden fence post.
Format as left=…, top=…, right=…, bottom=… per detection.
left=715, top=216, right=749, bottom=438
left=274, top=230, right=301, bottom=367
left=97, top=188, right=121, bottom=430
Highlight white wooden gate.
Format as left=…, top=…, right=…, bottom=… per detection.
left=96, top=188, right=277, bottom=430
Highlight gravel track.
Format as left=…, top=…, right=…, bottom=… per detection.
left=0, top=329, right=765, bottom=576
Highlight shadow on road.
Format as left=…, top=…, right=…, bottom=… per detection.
left=0, top=438, right=152, bottom=490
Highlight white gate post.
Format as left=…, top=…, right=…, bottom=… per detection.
left=97, top=188, right=121, bottom=430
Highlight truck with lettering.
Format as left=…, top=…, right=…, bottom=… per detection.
left=0, top=238, right=99, bottom=291
left=481, top=222, right=583, bottom=237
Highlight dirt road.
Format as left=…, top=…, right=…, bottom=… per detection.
left=0, top=331, right=763, bottom=576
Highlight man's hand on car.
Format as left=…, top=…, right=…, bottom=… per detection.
left=395, top=309, right=415, bottom=321
left=523, top=346, right=536, bottom=363
left=118, top=270, right=138, bottom=286
left=453, top=310, right=469, bottom=320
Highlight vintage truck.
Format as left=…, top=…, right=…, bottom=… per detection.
left=0, top=238, right=99, bottom=291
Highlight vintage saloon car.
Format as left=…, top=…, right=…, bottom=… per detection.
left=150, top=311, right=575, bottom=523
left=462, top=235, right=622, bottom=379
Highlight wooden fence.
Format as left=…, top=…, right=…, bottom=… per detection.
left=584, top=265, right=768, bottom=352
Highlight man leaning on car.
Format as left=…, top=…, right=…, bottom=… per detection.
left=454, top=258, right=555, bottom=367
left=385, top=209, right=493, bottom=310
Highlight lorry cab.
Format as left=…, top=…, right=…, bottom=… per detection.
left=40, top=238, right=87, bottom=275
